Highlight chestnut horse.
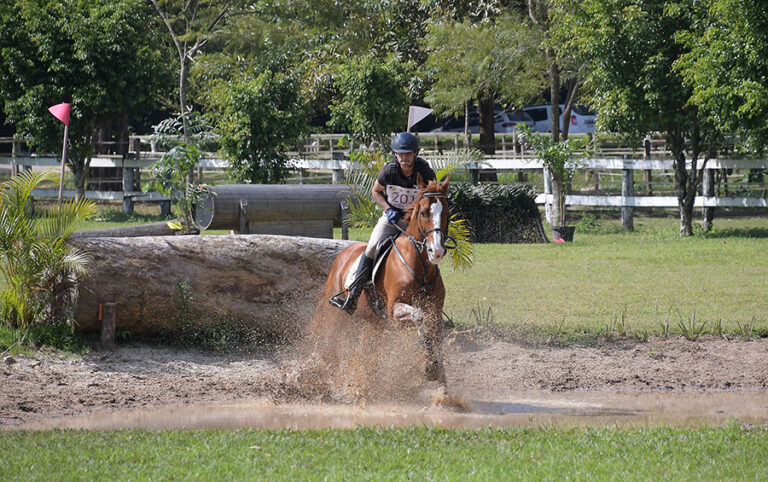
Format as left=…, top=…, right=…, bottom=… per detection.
left=312, top=175, right=451, bottom=386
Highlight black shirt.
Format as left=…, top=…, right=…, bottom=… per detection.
left=376, top=157, right=436, bottom=210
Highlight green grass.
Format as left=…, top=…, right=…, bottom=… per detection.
left=1, top=425, right=767, bottom=480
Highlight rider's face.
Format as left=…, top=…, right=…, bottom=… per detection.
left=395, top=151, right=417, bottom=169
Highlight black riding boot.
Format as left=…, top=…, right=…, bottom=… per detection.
left=329, top=255, right=374, bottom=314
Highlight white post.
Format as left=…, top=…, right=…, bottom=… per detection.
left=57, top=124, right=70, bottom=209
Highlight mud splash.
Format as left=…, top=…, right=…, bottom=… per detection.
left=13, top=391, right=768, bottom=431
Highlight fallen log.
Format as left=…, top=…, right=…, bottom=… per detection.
left=70, top=235, right=355, bottom=336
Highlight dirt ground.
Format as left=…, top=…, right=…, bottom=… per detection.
left=2, top=328, right=767, bottom=428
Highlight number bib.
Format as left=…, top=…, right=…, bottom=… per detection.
left=386, top=185, right=419, bottom=210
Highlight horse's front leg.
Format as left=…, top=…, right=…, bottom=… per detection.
left=390, top=300, right=446, bottom=385
left=420, top=306, right=446, bottom=384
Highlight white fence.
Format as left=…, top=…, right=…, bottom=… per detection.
left=2, top=144, right=767, bottom=227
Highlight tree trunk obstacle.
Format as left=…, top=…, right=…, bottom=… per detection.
left=70, top=235, right=354, bottom=336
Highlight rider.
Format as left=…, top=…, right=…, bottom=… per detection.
left=330, top=132, right=437, bottom=314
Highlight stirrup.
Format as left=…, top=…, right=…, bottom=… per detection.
left=329, top=293, right=348, bottom=310
left=329, top=289, right=360, bottom=314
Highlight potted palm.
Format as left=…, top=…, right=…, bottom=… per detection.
left=521, top=127, right=589, bottom=241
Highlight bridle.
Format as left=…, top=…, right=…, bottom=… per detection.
left=389, top=191, right=455, bottom=289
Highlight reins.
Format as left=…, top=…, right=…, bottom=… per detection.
left=389, top=191, right=454, bottom=290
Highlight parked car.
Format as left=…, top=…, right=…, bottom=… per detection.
left=522, top=104, right=596, bottom=134
left=494, top=109, right=536, bottom=133
left=430, top=107, right=535, bottom=133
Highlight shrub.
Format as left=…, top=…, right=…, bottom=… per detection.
left=449, top=183, right=544, bottom=243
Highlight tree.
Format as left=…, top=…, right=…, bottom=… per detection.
left=0, top=0, right=170, bottom=199
left=328, top=55, right=410, bottom=148
left=521, top=127, right=589, bottom=230
left=149, top=0, right=240, bottom=142
left=529, top=0, right=590, bottom=143
left=675, top=0, right=768, bottom=150
left=576, top=0, right=722, bottom=236
left=214, top=71, right=308, bottom=184
left=425, top=13, right=544, bottom=153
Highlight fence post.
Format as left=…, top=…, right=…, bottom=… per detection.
left=11, top=140, right=19, bottom=175
left=702, top=166, right=715, bottom=231
left=621, top=159, right=634, bottom=231
left=543, top=166, right=552, bottom=225
left=121, top=167, right=134, bottom=214
left=340, top=200, right=349, bottom=240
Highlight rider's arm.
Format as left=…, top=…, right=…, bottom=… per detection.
left=372, top=180, right=391, bottom=211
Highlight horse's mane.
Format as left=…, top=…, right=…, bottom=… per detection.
left=404, top=179, right=442, bottom=217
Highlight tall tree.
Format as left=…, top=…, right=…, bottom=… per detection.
left=425, top=13, right=544, bottom=153
left=676, top=0, right=768, bottom=150
left=329, top=55, right=410, bottom=148
left=214, top=71, right=308, bottom=184
left=0, top=0, right=171, bottom=198
left=576, top=0, right=722, bottom=236
left=528, top=0, right=588, bottom=143
left=149, top=0, right=240, bottom=141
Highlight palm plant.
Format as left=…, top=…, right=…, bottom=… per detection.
left=0, top=170, right=96, bottom=330
left=343, top=148, right=479, bottom=270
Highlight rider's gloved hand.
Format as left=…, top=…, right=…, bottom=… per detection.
left=385, top=207, right=403, bottom=225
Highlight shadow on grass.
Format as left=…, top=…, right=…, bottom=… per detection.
left=702, top=227, right=768, bottom=239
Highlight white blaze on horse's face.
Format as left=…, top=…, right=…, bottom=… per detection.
left=426, top=201, right=446, bottom=264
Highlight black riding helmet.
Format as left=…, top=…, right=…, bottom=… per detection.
left=391, top=132, right=420, bottom=153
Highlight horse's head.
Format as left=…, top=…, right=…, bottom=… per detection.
left=409, top=174, right=450, bottom=264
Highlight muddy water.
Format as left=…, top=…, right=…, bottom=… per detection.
left=14, top=391, right=768, bottom=431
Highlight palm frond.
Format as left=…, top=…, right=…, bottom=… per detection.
left=0, top=170, right=93, bottom=330
left=447, top=215, right=474, bottom=271
left=431, top=148, right=485, bottom=181
left=0, top=170, right=59, bottom=217
left=37, top=198, right=97, bottom=240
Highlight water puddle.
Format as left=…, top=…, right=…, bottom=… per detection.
left=12, top=391, right=768, bottom=431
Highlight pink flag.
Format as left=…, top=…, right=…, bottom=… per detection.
left=48, top=103, right=71, bottom=126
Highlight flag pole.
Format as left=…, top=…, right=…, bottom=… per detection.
left=57, top=123, right=69, bottom=210
left=49, top=102, right=71, bottom=210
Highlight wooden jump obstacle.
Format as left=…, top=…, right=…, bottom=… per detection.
left=194, top=184, right=352, bottom=239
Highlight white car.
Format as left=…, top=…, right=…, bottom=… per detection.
left=522, top=104, right=596, bottom=134
left=494, top=109, right=536, bottom=133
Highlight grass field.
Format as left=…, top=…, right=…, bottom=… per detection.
left=1, top=424, right=767, bottom=480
